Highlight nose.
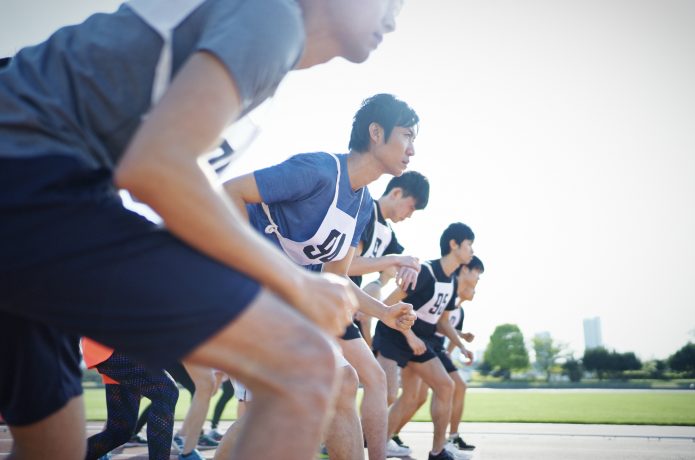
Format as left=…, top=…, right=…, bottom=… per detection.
left=382, top=0, right=401, bottom=33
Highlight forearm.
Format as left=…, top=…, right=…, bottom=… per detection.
left=438, top=321, right=467, bottom=351
left=347, top=255, right=398, bottom=276
left=349, top=280, right=390, bottom=321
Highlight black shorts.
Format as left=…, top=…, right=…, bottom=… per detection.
left=372, top=322, right=437, bottom=368
left=428, top=335, right=458, bottom=373
left=340, top=322, right=362, bottom=341
left=0, top=155, right=261, bottom=424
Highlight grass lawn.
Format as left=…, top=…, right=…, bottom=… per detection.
left=83, top=388, right=695, bottom=426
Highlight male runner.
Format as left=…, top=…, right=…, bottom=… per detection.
left=0, top=1, right=405, bottom=458
left=223, top=93, right=419, bottom=460
left=375, top=223, right=476, bottom=460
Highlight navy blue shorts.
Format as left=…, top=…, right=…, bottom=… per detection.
left=340, top=322, right=362, bottom=341
left=0, top=155, right=261, bottom=424
left=372, top=322, right=437, bottom=368
left=429, top=335, right=458, bottom=373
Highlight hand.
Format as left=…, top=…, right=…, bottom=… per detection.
left=290, top=272, right=358, bottom=336
left=396, top=266, right=419, bottom=291
left=461, top=332, right=475, bottom=343
left=354, top=310, right=368, bottom=322
left=406, top=334, right=426, bottom=355
left=381, top=302, right=416, bottom=332
left=460, top=347, right=474, bottom=364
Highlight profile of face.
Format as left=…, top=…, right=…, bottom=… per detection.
left=329, top=0, right=403, bottom=62
left=451, top=239, right=474, bottom=266
left=459, top=285, right=476, bottom=302
left=457, top=267, right=481, bottom=298
left=389, top=189, right=418, bottom=222
left=372, top=124, right=416, bottom=176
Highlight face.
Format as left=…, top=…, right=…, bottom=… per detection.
left=451, top=239, right=474, bottom=265
left=373, top=125, right=416, bottom=176
left=390, top=193, right=418, bottom=222
left=326, top=0, right=403, bottom=63
left=457, top=267, right=481, bottom=300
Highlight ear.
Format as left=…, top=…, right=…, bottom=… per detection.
left=389, top=187, right=403, bottom=199
left=369, top=122, right=383, bottom=144
left=449, top=239, right=458, bottom=252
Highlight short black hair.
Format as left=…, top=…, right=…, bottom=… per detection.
left=466, top=255, right=485, bottom=273
left=440, top=222, right=475, bottom=256
left=0, top=57, right=11, bottom=69
left=382, top=170, right=430, bottom=210
left=348, top=93, right=419, bottom=152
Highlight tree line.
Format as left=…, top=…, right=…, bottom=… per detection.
left=478, top=323, right=695, bottom=382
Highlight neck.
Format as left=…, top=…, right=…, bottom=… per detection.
left=346, top=150, right=385, bottom=191
left=377, top=196, right=395, bottom=221
left=295, top=1, right=341, bottom=69
left=439, top=253, right=461, bottom=278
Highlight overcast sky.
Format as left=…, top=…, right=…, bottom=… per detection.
left=3, top=0, right=694, bottom=361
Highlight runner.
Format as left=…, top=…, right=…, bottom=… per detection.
left=375, top=223, right=476, bottom=460
left=0, top=1, right=403, bottom=458
left=221, top=93, right=420, bottom=460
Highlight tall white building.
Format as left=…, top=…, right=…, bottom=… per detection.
left=583, top=317, right=603, bottom=349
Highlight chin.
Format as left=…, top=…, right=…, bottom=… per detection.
left=342, top=46, right=371, bottom=63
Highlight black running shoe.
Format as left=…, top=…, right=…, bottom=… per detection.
left=428, top=449, right=455, bottom=460
left=450, top=435, right=476, bottom=451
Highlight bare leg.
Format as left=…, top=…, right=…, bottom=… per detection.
left=213, top=409, right=246, bottom=460
left=392, top=366, right=429, bottom=436
left=185, top=289, right=339, bottom=460
left=179, top=363, right=217, bottom=454
left=407, top=360, right=454, bottom=454
left=449, top=371, right=467, bottom=436
left=385, top=364, right=423, bottom=439
left=376, top=353, right=400, bottom=407
left=340, top=338, right=387, bottom=460
left=324, top=364, right=364, bottom=460
left=8, top=396, right=86, bottom=460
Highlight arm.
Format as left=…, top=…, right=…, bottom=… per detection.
left=324, top=247, right=416, bottom=332
left=115, top=53, right=354, bottom=335
left=446, top=331, right=474, bottom=354
left=401, top=329, right=426, bottom=355
left=347, top=253, right=419, bottom=277
left=437, top=311, right=473, bottom=363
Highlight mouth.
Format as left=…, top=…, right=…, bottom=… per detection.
left=373, top=33, right=383, bottom=47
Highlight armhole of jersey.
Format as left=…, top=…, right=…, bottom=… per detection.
left=422, top=261, right=436, bottom=279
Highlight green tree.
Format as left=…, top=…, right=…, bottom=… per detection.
left=583, top=347, right=611, bottom=380
left=532, top=333, right=566, bottom=381
left=562, top=357, right=583, bottom=382
left=669, top=342, right=695, bottom=376
left=483, top=324, right=529, bottom=379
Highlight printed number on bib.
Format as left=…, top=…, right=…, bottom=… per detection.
left=428, top=292, right=450, bottom=316
left=303, top=229, right=347, bottom=263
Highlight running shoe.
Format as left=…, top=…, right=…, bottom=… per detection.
left=197, top=433, right=220, bottom=450
left=124, top=434, right=148, bottom=447
left=179, top=449, right=205, bottom=460
left=207, top=428, right=224, bottom=442
left=386, top=438, right=411, bottom=457
left=428, top=449, right=455, bottom=460
left=449, top=434, right=475, bottom=451
left=444, top=442, right=473, bottom=459
left=173, top=434, right=185, bottom=452
left=392, top=434, right=410, bottom=450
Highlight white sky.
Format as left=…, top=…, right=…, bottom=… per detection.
left=3, top=0, right=694, bottom=361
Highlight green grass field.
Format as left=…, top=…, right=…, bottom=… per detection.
left=83, top=388, right=695, bottom=426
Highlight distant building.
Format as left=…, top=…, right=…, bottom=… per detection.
left=583, top=317, right=603, bottom=349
